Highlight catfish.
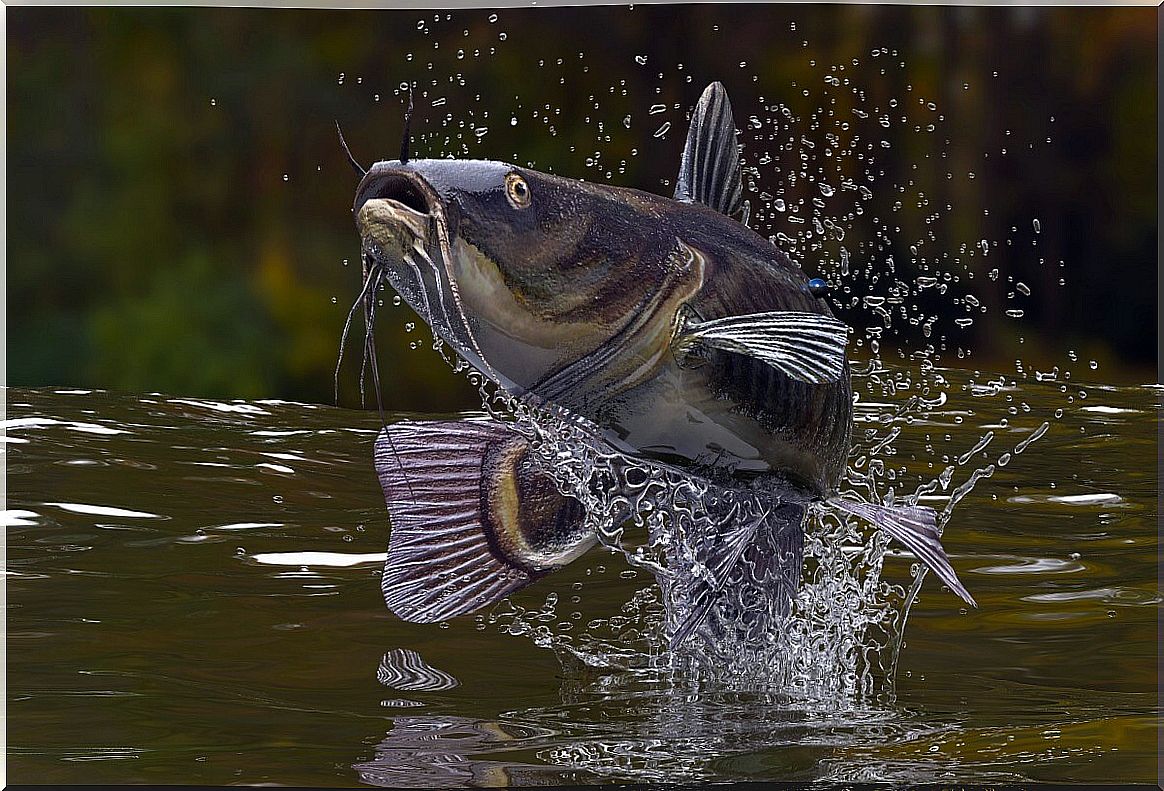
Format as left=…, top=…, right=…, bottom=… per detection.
left=343, top=82, right=974, bottom=643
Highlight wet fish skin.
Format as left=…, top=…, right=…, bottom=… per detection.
left=354, top=159, right=850, bottom=495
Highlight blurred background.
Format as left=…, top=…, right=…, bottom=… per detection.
left=7, top=5, right=1157, bottom=412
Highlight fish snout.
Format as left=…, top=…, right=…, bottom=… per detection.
left=354, top=163, right=438, bottom=216
left=354, top=165, right=443, bottom=257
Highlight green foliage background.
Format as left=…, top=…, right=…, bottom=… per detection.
left=7, top=6, right=1157, bottom=411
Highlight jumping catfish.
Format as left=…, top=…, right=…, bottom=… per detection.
left=345, top=82, right=975, bottom=643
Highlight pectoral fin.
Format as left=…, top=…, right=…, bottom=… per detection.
left=828, top=497, right=977, bottom=607
left=374, top=419, right=597, bottom=623
left=674, top=310, right=849, bottom=384
left=674, top=81, right=744, bottom=218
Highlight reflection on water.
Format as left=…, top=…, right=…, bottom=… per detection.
left=5, top=375, right=1160, bottom=785
left=377, top=649, right=459, bottom=692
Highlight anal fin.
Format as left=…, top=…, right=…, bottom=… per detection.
left=375, top=419, right=596, bottom=624
left=828, top=497, right=977, bottom=607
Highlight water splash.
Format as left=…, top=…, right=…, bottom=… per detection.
left=346, top=9, right=1071, bottom=707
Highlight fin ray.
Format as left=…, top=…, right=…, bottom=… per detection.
left=674, top=82, right=744, bottom=217
left=375, top=420, right=535, bottom=623
left=829, top=498, right=977, bottom=607
left=677, top=310, right=848, bottom=384
left=375, top=419, right=596, bottom=624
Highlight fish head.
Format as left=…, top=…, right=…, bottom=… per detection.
left=354, top=158, right=700, bottom=396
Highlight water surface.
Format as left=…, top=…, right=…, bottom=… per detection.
left=5, top=373, right=1159, bottom=785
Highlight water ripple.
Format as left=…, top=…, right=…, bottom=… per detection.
left=971, top=557, right=1086, bottom=576
left=45, top=502, right=163, bottom=519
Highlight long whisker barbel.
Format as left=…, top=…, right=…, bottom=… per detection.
left=362, top=270, right=388, bottom=425
left=336, top=257, right=383, bottom=404
left=335, top=120, right=367, bottom=178
left=412, top=243, right=459, bottom=369
left=353, top=261, right=418, bottom=508
left=357, top=271, right=378, bottom=409
left=400, top=251, right=437, bottom=347
left=400, top=85, right=414, bottom=164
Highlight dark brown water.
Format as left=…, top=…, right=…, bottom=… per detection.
left=5, top=372, right=1159, bottom=785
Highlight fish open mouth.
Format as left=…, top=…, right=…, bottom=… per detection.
left=338, top=165, right=497, bottom=409
left=357, top=170, right=434, bottom=220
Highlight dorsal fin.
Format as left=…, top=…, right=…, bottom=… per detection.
left=674, top=81, right=744, bottom=217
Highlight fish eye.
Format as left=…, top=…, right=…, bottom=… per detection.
left=505, top=173, right=532, bottom=209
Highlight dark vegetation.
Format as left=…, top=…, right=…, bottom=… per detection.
left=7, top=6, right=1156, bottom=410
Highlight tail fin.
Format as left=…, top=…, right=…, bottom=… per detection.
left=374, top=419, right=597, bottom=623
left=828, top=498, right=977, bottom=607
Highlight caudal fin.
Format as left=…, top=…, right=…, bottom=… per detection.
left=375, top=419, right=597, bottom=623
left=828, top=497, right=977, bottom=607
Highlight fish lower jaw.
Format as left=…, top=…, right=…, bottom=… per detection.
left=356, top=197, right=430, bottom=242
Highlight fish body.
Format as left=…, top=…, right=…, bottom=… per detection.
left=347, top=82, right=971, bottom=637
left=355, top=167, right=849, bottom=494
